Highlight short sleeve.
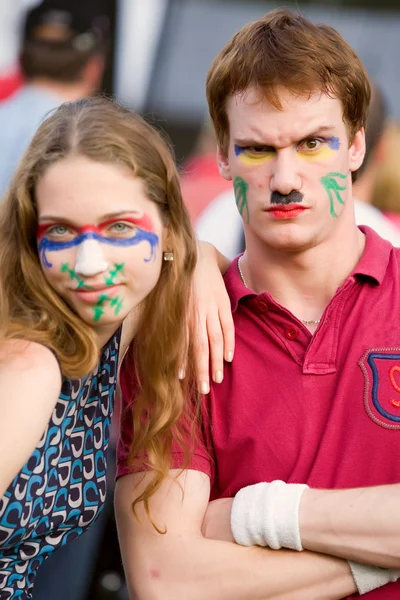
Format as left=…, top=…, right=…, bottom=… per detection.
left=116, top=349, right=214, bottom=483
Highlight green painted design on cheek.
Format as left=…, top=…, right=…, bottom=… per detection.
left=60, top=263, right=93, bottom=290
left=233, top=177, right=250, bottom=224
left=92, top=263, right=125, bottom=322
left=104, top=263, right=125, bottom=286
left=320, top=172, right=347, bottom=218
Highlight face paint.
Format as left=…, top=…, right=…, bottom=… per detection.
left=320, top=172, right=347, bottom=218
left=271, top=191, right=304, bottom=205
left=298, top=137, right=341, bottom=162
left=233, top=177, right=250, bottom=223
left=75, top=238, right=109, bottom=276
left=61, top=263, right=93, bottom=290
left=93, top=292, right=124, bottom=322
left=104, top=263, right=124, bottom=286
left=61, top=262, right=126, bottom=322
left=37, top=216, right=159, bottom=269
left=234, top=144, right=274, bottom=166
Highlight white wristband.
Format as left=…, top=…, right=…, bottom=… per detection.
left=230, top=481, right=309, bottom=551
left=349, top=561, right=400, bottom=595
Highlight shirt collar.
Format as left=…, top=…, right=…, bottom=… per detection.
left=224, top=255, right=256, bottom=313
left=224, top=225, right=394, bottom=312
left=352, top=225, right=393, bottom=285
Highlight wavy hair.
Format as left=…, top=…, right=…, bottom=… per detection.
left=0, top=98, right=199, bottom=510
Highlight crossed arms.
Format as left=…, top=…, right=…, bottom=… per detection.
left=115, top=469, right=364, bottom=600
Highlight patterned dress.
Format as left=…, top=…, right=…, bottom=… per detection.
left=0, top=328, right=121, bottom=599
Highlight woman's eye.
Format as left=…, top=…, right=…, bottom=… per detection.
left=48, top=225, right=70, bottom=236
left=109, top=222, right=132, bottom=234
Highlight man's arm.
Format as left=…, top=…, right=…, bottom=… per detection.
left=115, top=469, right=356, bottom=600
left=300, top=485, right=400, bottom=568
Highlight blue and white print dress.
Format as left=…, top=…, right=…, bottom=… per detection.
left=0, top=328, right=121, bottom=599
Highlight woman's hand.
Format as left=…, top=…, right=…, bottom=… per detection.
left=190, top=241, right=234, bottom=394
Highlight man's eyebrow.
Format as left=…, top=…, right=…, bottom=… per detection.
left=234, top=126, right=337, bottom=148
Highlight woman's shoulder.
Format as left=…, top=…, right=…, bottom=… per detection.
left=0, top=338, right=61, bottom=379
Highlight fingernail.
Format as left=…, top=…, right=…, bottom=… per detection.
left=200, top=381, right=209, bottom=394
left=178, top=368, right=185, bottom=380
left=214, top=370, right=223, bottom=384
left=226, top=351, right=234, bottom=362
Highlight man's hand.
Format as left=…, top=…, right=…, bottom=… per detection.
left=202, top=497, right=235, bottom=543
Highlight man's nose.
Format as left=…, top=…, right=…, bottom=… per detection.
left=75, top=239, right=109, bottom=277
left=270, top=152, right=302, bottom=196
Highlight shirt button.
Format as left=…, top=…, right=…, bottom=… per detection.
left=285, top=327, right=299, bottom=340
left=258, top=299, right=269, bottom=313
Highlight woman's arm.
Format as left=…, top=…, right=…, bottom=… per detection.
left=0, top=339, right=61, bottom=497
left=115, top=469, right=356, bottom=600
left=191, top=241, right=234, bottom=393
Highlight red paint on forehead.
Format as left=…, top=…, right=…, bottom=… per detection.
left=36, top=213, right=155, bottom=239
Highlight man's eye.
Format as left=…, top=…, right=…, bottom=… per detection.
left=301, top=139, right=322, bottom=151
left=245, top=146, right=273, bottom=154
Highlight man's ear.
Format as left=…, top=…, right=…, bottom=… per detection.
left=217, top=146, right=232, bottom=181
left=349, top=128, right=367, bottom=174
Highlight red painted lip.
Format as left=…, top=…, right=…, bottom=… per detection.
left=266, top=205, right=308, bottom=219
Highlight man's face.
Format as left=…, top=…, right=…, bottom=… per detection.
left=218, top=86, right=365, bottom=253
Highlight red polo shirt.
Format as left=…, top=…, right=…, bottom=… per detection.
left=117, top=226, right=400, bottom=599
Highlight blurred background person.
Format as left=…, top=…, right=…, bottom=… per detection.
left=372, top=122, right=400, bottom=230
left=196, top=83, right=400, bottom=258
left=0, top=0, right=110, bottom=199
left=180, top=117, right=232, bottom=222
left=352, top=85, right=400, bottom=244
left=0, top=0, right=25, bottom=102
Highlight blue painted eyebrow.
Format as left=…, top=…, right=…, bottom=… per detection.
left=38, top=230, right=159, bottom=268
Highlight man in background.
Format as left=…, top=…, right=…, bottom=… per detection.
left=0, top=0, right=109, bottom=199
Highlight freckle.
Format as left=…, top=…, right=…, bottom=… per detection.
left=150, top=569, right=160, bottom=579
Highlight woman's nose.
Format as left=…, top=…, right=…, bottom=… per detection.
left=74, top=239, right=109, bottom=277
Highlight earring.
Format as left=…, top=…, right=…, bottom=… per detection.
left=163, top=251, right=174, bottom=261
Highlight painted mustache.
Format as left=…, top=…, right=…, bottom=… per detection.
left=271, top=191, right=304, bottom=205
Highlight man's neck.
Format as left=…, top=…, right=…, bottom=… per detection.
left=28, top=78, right=91, bottom=102
left=241, top=223, right=366, bottom=325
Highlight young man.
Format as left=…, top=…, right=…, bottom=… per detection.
left=115, top=9, right=400, bottom=599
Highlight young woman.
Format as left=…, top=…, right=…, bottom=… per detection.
left=0, top=96, right=231, bottom=600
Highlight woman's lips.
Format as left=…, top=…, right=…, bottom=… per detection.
left=72, top=284, right=121, bottom=303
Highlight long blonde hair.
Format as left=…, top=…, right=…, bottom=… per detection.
left=0, top=97, right=198, bottom=466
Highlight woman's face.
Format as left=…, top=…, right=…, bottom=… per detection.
left=36, top=154, right=165, bottom=341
